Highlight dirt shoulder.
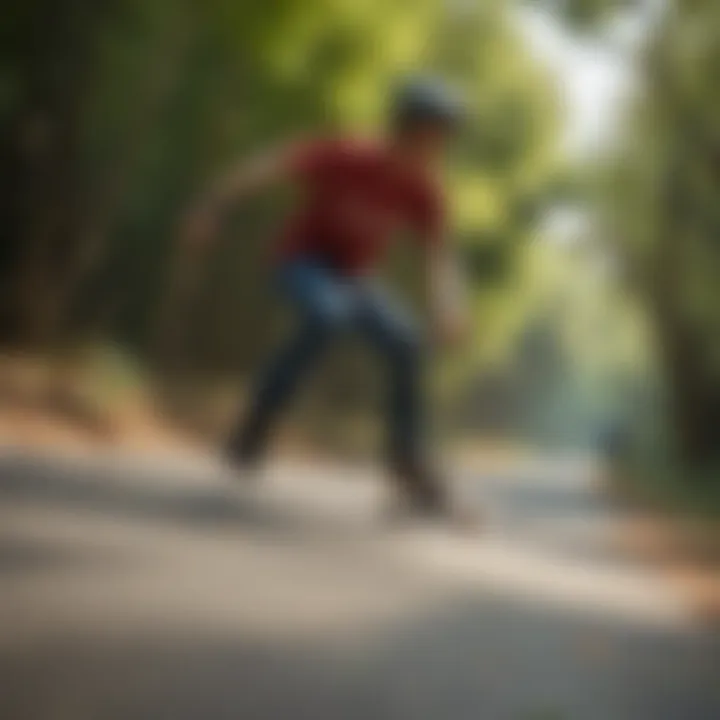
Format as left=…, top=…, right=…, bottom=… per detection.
left=608, top=478, right=720, bottom=626
left=2, top=384, right=717, bottom=629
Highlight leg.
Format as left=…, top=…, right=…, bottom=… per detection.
left=355, top=282, right=447, bottom=512
left=226, top=261, right=353, bottom=464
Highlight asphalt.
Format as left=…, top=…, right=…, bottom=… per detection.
left=0, top=447, right=718, bottom=720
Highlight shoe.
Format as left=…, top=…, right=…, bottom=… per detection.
left=388, top=457, right=481, bottom=530
left=389, top=457, right=448, bottom=512
left=223, top=436, right=263, bottom=482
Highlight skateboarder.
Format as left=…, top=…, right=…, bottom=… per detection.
left=180, top=78, right=471, bottom=522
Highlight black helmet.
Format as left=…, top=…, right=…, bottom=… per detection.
left=393, top=77, right=464, bottom=131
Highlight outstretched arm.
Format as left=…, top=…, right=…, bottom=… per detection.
left=180, top=146, right=291, bottom=252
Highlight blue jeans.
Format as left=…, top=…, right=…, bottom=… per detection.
left=228, top=258, right=424, bottom=464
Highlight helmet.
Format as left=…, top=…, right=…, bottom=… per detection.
left=393, top=77, right=465, bottom=131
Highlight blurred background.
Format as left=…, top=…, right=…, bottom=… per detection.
left=2, top=2, right=720, bottom=718
left=2, top=0, right=719, bottom=508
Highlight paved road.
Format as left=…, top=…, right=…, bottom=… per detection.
left=0, top=447, right=718, bottom=720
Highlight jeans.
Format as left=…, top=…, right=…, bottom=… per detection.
left=227, top=258, right=424, bottom=465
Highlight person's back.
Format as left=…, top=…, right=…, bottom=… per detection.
left=278, top=136, right=443, bottom=275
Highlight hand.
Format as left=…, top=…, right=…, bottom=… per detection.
left=432, top=310, right=470, bottom=349
left=179, top=206, right=218, bottom=255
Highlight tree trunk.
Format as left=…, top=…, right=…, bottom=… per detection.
left=650, top=144, right=720, bottom=469
left=6, top=1, right=118, bottom=348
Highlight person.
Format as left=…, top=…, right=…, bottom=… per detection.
left=180, top=78, right=472, bottom=523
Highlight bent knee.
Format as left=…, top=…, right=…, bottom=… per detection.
left=385, top=325, right=424, bottom=366
left=307, top=302, right=352, bottom=337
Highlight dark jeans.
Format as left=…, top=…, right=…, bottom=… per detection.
left=227, top=258, right=425, bottom=466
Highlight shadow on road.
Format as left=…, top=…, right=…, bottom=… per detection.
left=0, top=451, right=364, bottom=541
left=1, top=449, right=719, bottom=720
left=1, top=584, right=718, bottom=720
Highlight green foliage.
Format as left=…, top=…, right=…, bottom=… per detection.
left=0, top=0, right=569, bottom=450
left=527, top=0, right=639, bottom=31
left=2, top=0, right=561, bottom=366
left=597, top=0, right=720, bottom=468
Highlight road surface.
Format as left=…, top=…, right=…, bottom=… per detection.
left=0, top=447, right=718, bottom=719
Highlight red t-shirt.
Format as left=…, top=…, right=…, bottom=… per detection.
left=277, top=138, right=445, bottom=276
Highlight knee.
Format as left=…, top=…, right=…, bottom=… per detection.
left=307, top=302, right=350, bottom=339
left=385, top=325, right=424, bottom=369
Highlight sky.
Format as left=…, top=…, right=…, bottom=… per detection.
left=516, top=5, right=652, bottom=159
left=514, top=4, right=658, bottom=248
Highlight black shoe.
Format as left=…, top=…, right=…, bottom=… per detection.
left=223, top=435, right=264, bottom=481
left=388, top=457, right=450, bottom=516
left=388, top=458, right=482, bottom=532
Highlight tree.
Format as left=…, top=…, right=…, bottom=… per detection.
left=600, top=0, right=720, bottom=467
left=1, top=0, right=562, bottom=446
